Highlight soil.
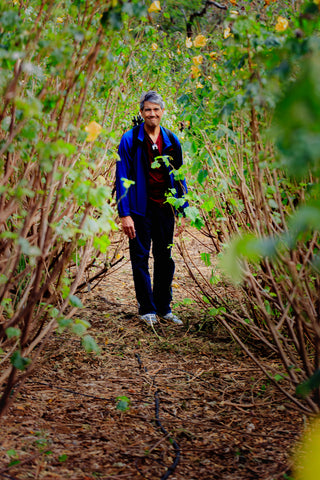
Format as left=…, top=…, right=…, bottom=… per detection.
left=0, top=230, right=304, bottom=480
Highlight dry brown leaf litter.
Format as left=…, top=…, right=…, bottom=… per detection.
left=0, top=230, right=304, bottom=480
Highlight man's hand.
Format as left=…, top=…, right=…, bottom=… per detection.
left=121, top=216, right=136, bottom=239
left=175, top=216, right=186, bottom=237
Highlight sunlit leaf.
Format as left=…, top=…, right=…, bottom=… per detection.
left=185, top=37, right=192, bottom=48
left=85, top=121, right=103, bottom=142
left=148, top=1, right=161, bottom=13
left=193, top=34, right=207, bottom=47
left=192, top=55, right=203, bottom=66
left=275, top=16, right=289, bottom=32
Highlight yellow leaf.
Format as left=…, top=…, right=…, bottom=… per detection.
left=185, top=37, right=193, bottom=48
left=275, top=16, right=289, bottom=32
left=191, top=65, right=201, bottom=79
left=230, top=0, right=237, bottom=4
left=148, top=1, right=161, bottom=13
left=193, top=34, right=207, bottom=47
left=151, top=43, right=158, bottom=51
left=192, top=55, right=203, bottom=66
left=105, top=337, right=109, bottom=345
left=224, top=27, right=232, bottom=39
left=56, top=17, right=64, bottom=24
left=85, top=121, right=103, bottom=142
left=209, top=51, right=217, bottom=59
left=196, top=82, right=204, bottom=89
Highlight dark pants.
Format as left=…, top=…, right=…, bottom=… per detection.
left=129, top=203, right=175, bottom=316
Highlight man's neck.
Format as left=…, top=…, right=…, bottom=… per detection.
left=144, top=124, right=161, bottom=142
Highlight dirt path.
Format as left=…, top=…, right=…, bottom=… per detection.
left=0, top=231, right=303, bottom=479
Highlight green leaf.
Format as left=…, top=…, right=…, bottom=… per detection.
left=18, top=238, right=41, bottom=257
left=93, top=234, right=111, bottom=254
left=200, top=252, right=211, bottom=267
left=57, top=317, right=72, bottom=330
left=5, top=327, right=21, bottom=339
left=15, top=97, right=43, bottom=119
left=72, top=323, right=87, bottom=336
left=184, top=206, right=205, bottom=229
left=121, top=178, right=135, bottom=190
left=88, top=185, right=110, bottom=208
left=116, top=395, right=131, bottom=412
left=68, top=295, right=83, bottom=308
left=0, top=11, right=21, bottom=29
left=6, top=449, right=18, bottom=458
left=274, top=55, right=320, bottom=177
left=181, top=297, right=194, bottom=305
left=82, top=334, right=100, bottom=353
left=197, top=169, right=208, bottom=185
left=296, top=370, right=320, bottom=398
left=10, top=351, right=31, bottom=371
left=75, top=318, right=91, bottom=328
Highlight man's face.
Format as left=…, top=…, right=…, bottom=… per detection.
left=140, top=101, right=164, bottom=128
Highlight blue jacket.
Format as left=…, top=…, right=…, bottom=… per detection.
left=116, top=123, right=188, bottom=218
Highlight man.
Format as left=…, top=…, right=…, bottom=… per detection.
left=116, top=91, right=188, bottom=326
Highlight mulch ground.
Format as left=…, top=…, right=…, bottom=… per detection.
left=0, top=230, right=304, bottom=480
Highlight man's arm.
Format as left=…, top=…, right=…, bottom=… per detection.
left=116, top=133, right=132, bottom=218
left=121, top=215, right=136, bottom=239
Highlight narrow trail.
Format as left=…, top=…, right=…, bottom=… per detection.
left=0, top=230, right=303, bottom=480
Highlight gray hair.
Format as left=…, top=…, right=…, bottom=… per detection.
left=140, top=90, right=165, bottom=111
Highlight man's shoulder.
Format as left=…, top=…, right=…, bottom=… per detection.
left=122, top=124, right=143, bottom=142
left=121, top=126, right=134, bottom=139
left=160, top=126, right=180, bottom=146
left=119, top=126, right=136, bottom=146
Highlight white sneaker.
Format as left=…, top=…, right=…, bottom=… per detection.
left=140, top=313, right=158, bottom=325
left=162, top=312, right=183, bottom=325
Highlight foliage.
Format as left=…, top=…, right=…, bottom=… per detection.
left=175, top=0, right=320, bottom=414
left=0, top=0, right=124, bottom=415
left=0, top=0, right=320, bottom=419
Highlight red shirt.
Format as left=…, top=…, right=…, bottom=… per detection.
left=145, top=131, right=169, bottom=205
